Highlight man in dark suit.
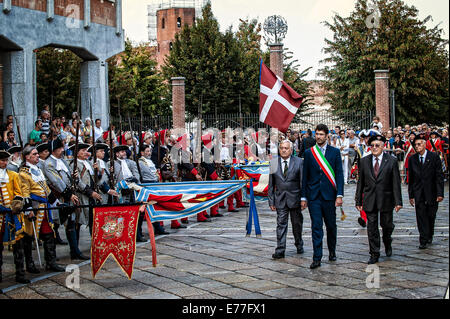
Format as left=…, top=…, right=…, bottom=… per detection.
left=269, top=140, right=304, bottom=259
left=299, top=129, right=316, bottom=158
left=301, top=124, right=344, bottom=269
left=355, top=135, right=403, bottom=264
left=408, top=134, right=444, bottom=249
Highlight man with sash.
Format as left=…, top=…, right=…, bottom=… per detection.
left=68, top=142, right=103, bottom=235
left=355, top=135, right=402, bottom=264
left=19, top=145, right=65, bottom=272
left=43, top=138, right=88, bottom=261
left=301, top=124, right=344, bottom=269
left=0, top=149, right=29, bottom=284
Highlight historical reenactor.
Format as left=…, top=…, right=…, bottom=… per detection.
left=0, top=149, right=29, bottom=284
left=404, top=132, right=417, bottom=184
left=68, top=142, right=103, bottom=235
left=408, top=134, right=444, bottom=249
left=355, top=135, right=403, bottom=264
left=87, top=143, right=119, bottom=204
left=139, top=144, right=175, bottom=234
left=19, top=145, right=65, bottom=272
left=301, top=124, right=345, bottom=269
left=426, top=131, right=444, bottom=154
left=7, top=146, right=22, bottom=172
left=43, top=138, right=88, bottom=260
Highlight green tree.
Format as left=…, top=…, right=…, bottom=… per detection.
left=319, top=0, right=449, bottom=126
left=108, top=39, right=171, bottom=118
left=36, top=47, right=81, bottom=117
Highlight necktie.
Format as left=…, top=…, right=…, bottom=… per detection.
left=283, top=160, right=288, bottom=177
left=374, top=157, right=380, bottom=178
left=420, top=156, right=424, bottom=165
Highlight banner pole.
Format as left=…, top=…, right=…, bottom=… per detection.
left=144, top=210, right=157, bottom=267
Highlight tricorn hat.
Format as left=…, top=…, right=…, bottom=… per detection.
left=87, top=143, right=109, bottom=154
left=0, top=150, right=11, bottom=160
left=429, top=131, right=442, bottom=138
left=413, top=133, right=427, bottom=144
left=68, top=143, right=91, bottom=152
left=113, top=145, right=129, bottom=153
left=36, top=143, right=50, bottom=153
left=7, top=146, right=22, bottom=154
left=49, top=138, right=64, bottom=153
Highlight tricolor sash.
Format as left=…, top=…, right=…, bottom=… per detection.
left=311, top=145, right=336, bottom=189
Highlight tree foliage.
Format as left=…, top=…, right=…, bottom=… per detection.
left=319, top=0, right=449, bottom=125
left=163, top=3, right=312, bottom=117
left=36, top=47, right=81, bottom=117
left=108, top=39, right=171, bottom=117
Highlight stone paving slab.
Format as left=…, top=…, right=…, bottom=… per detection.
left=0, top=184, right=448, bottom=299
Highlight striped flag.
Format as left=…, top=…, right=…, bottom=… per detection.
left=135, top=181, right=247, bottom=222
left=235, top=164, right=270, bottom=202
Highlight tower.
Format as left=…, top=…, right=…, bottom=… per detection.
left=147, top=0, right=208, bottom=69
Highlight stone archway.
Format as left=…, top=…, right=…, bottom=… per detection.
left=0, top=0, right=124, bottom=142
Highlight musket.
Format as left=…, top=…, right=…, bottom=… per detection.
left=10, top=99, right=24, bottom=150
left=89, top=97, right=100, bottom=198
left=117, top=97, right=123, bottom=146
left=129, top=116, right=143, bottom=183
left=139, top=96, right=144, bottom=146
left=108, top=102, right=117, bottom=203
left=72, top=82, right=81, bottom=192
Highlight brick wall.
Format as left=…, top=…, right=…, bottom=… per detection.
left=172, top=77, right=186, bottom=129
left=91, top=0, right=116, bottom=27
left=269, top=44, right=284, bottom=80
left=3, top=0, right=117, bottom=27
left=375, top=70, right=390, bottom=132
left=156, top=7, right=195, bottom=69
left=11, top=0, right=47, bottom=12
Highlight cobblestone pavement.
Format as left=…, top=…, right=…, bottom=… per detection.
left=1, top=184, right=448, bottom=299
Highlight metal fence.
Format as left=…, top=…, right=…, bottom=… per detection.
left=111, top=109, right=374, bottom=133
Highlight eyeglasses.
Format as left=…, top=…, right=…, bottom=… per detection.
left=371, top=144, right=383, bottom=148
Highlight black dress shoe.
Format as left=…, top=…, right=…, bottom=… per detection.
left=219, top=206, right=226, bottom=209
left=329, top=253, right=337, bottom=261
left=228, top=209, right=239, bottom=213
left=155, top=230, right=170, bottom=235
left=71, top=253, right=90, bottom=261
left=204, top=214, right=211, bottom=218
left=358, top=217, right=367, bottom=228
left=272, top=253, right=285, bottom=259
left=385, top=246, right=392, bottom=257
left=171, top=224, right=187, bottom=229
left=181, top=219, right=189, bottom=224
left=368, top=256, right=379, bottom=264
left=310, top=260, right=321, bottom=269
left=26, top=266, right=41, bottom=274
left=419, top=243, right=428, bottom=249
left=15, top=277, right=31, bottom=284
left=297, top=248, right=304, bottom=254
left=238, top=203, right=250, bottom=208
left=46, top=264, right=66, bottom=272
left=212, top=214, right=224, bottom=217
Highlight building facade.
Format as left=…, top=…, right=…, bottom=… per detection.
left=0, top=0, right=124, bottom=138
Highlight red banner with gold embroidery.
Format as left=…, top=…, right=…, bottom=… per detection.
left=91, top=205, right=140, bottom=280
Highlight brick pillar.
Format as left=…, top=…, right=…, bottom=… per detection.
left=172, top=77, right=186, bottom=129
left=269, top=43, right=284, bottom=80
left=374, top=70, right=390, bottom=132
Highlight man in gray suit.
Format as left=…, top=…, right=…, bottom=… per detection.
left=269, top=140, right=304, bottom=259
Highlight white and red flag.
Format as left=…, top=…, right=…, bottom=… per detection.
left=259, top=61, right=303, bottom=133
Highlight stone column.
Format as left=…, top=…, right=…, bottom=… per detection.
left=374, top=70, right=390, bottom=132
left=2, top=49, right=36, bottom=141
left=80, top=60, right=109, bottom=127
left=172, top=77, right=186, bottom=129
left=269, top=43, right=284, bottom=80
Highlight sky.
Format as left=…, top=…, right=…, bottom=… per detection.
left=122, top=0, right=449, bottom=80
